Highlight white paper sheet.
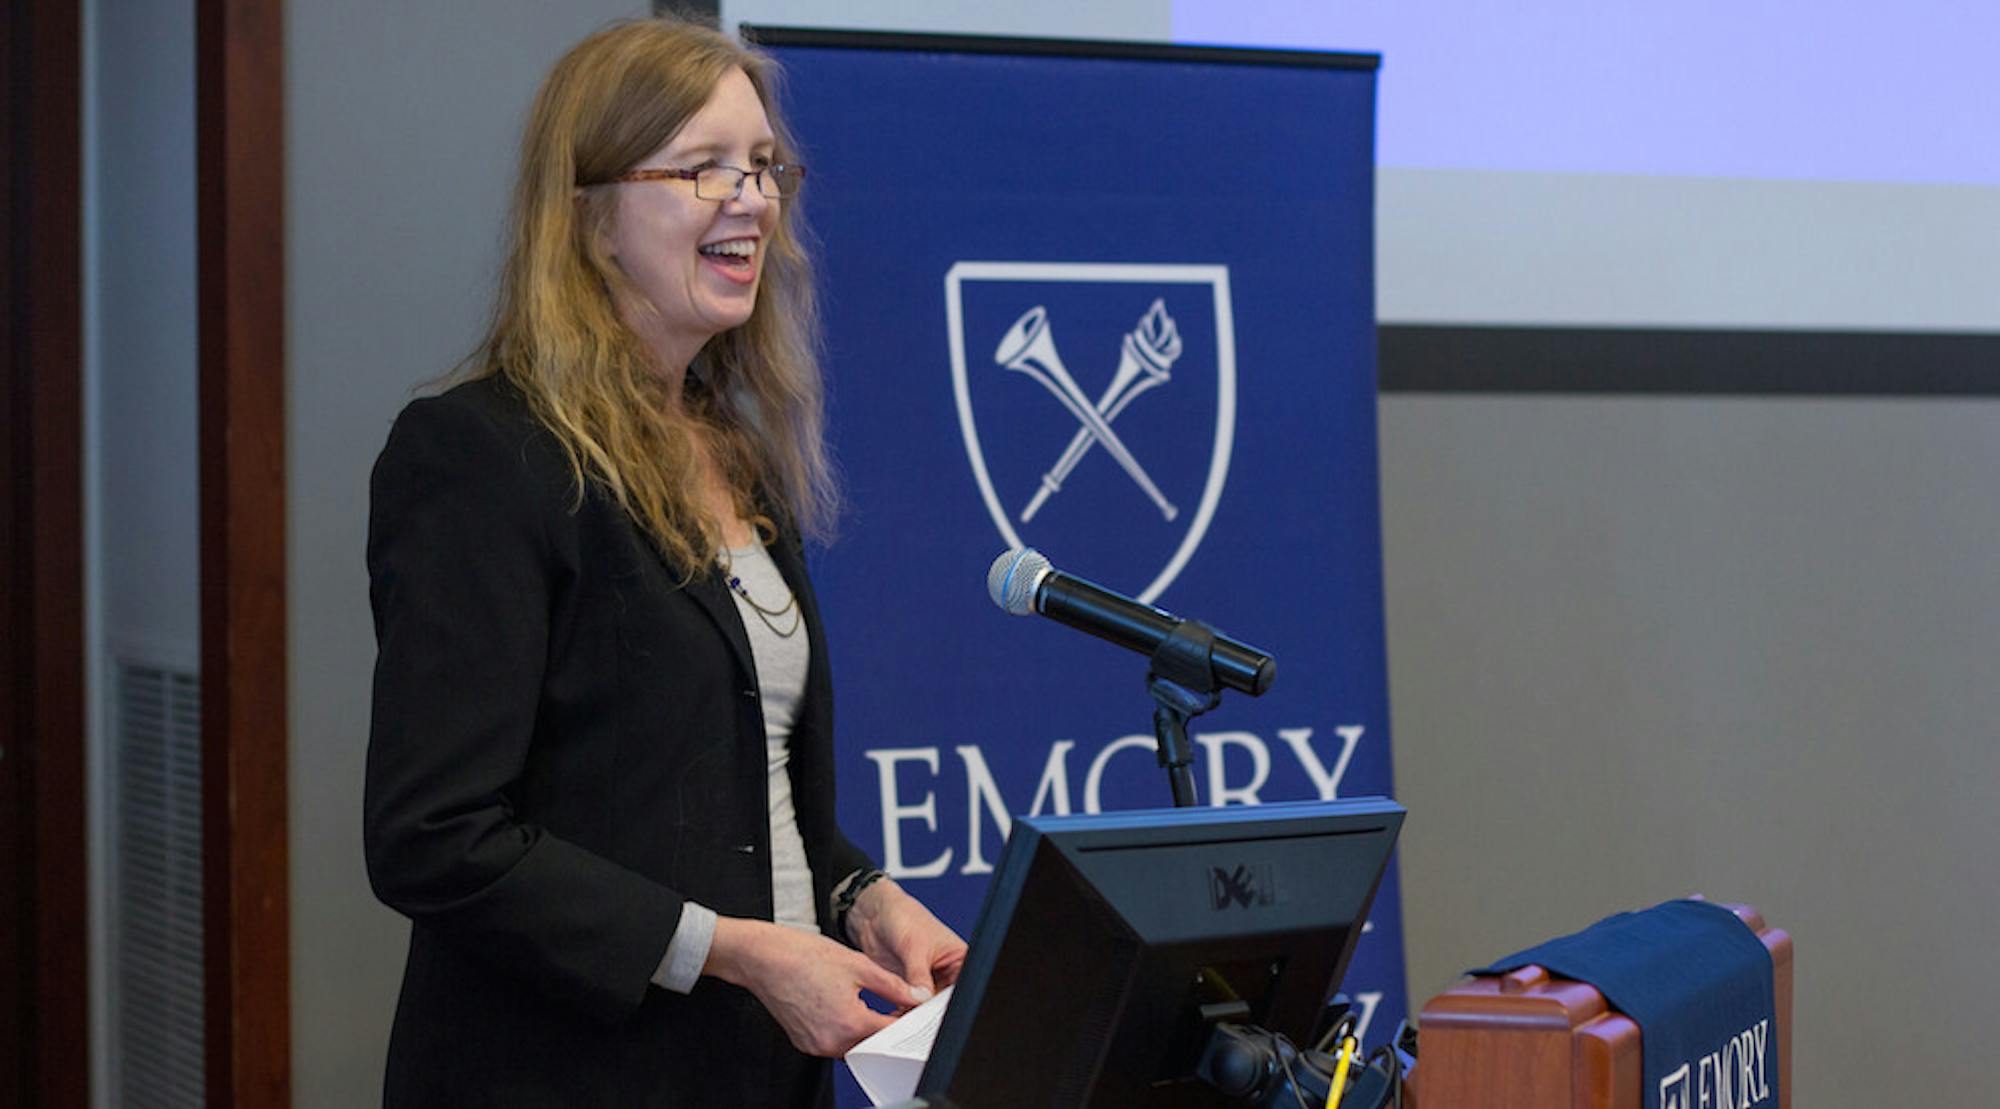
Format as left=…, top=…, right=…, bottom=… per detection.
left=844, top=985, right=954, bottom=1106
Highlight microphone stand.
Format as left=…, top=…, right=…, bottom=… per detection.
left=1147, top=619, right=1224, bottom=809
left=1145, top=623, right=1362, bottom=1107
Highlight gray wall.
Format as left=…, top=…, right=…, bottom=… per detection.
left=1382, top=394, right=1999, bottom=1104
left=1376, top=164, right=2000, bottom=1106
left=84, top=0, right=200, bottom=1104
left=721, top=0, right=1168, bottom=39
left=1379, top=169, right=2000, bottom=330
left=281, top=5, right=2000, bottom=1108
left=88, top=0, right=201, bottom=673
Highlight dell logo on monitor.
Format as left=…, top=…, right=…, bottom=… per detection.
left=1209, top=863, right=1278, bottom=910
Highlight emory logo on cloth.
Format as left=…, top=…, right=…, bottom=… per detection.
left=945, top=262, right=1237, bottom=604
left=1659, top=1019, right=1773, bottom=1109
left=1208, top=863, right=1276, bottom=910
left=1659, top=1064, right=1691, bottom=1109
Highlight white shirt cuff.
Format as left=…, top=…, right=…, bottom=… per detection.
left=651, top=901, right=718, bottom=995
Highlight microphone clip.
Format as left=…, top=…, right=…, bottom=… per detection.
left=1148, top=620, right=1227, bottom=808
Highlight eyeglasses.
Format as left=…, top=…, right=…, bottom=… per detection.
left=607, top=163, right=807, bottom=201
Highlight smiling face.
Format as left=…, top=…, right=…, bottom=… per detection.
left=603, top=67, right=781, bottom=374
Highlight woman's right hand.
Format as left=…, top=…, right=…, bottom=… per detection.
left=703, top=916, right=930, bottom=1057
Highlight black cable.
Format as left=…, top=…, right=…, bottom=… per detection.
left=1313, top=1009, right=1360, bottom=1055
left=1359, top=1045, right=1399, bottom=1109
left=1273, top=1029, right=1314, bottom=1109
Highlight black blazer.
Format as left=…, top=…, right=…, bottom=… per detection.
left=364, top=375, right=873, bottom=1108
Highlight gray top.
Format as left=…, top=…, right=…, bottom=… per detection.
left=651, top=539, right=815, bottom=994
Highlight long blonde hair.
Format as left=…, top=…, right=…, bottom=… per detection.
left=467, top=17, right=835, bottom=576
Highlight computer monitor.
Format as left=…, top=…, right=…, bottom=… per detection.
left=916, top=797, right=1404, bottom=1108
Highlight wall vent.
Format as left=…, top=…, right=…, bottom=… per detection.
left=112, top=659, right=204, bottom=1107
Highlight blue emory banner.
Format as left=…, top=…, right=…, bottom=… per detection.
left=758, top=32, right=1398, bottom=1101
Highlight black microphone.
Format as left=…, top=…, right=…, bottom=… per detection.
left=987, top=548, right=1275, bottom=696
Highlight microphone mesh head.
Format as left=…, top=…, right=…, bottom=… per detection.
left=987, top=547, right=1049, bottom=616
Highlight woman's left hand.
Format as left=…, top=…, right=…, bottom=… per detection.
left=846, top=878, right=968, bottom=1004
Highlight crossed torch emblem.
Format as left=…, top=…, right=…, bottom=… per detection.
left=993, top=298, right=1185, bottom=523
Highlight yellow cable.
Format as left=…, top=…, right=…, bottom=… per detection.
left=1324, top=1035, right=1358, bottom=1108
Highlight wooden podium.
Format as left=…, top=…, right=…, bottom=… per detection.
left=1404, top=903, right=1791, bottom=1109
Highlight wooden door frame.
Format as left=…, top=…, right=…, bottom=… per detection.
left=196, top=0, right=292, bottom=1105
left=7, top=1, right=293, bottom=1105
left=3, top=0, right=88, bottom=1106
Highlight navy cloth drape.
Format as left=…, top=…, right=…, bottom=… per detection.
left=1473, top=900, right=1778, bottom=1109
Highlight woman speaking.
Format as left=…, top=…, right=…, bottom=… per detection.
left=363, top=17, right=964, bottom=1107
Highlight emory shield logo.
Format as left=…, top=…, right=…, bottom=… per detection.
left=946, top=262, right=1237, bottom=603
left=1659, top=1063, right=1691, bottom=1109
